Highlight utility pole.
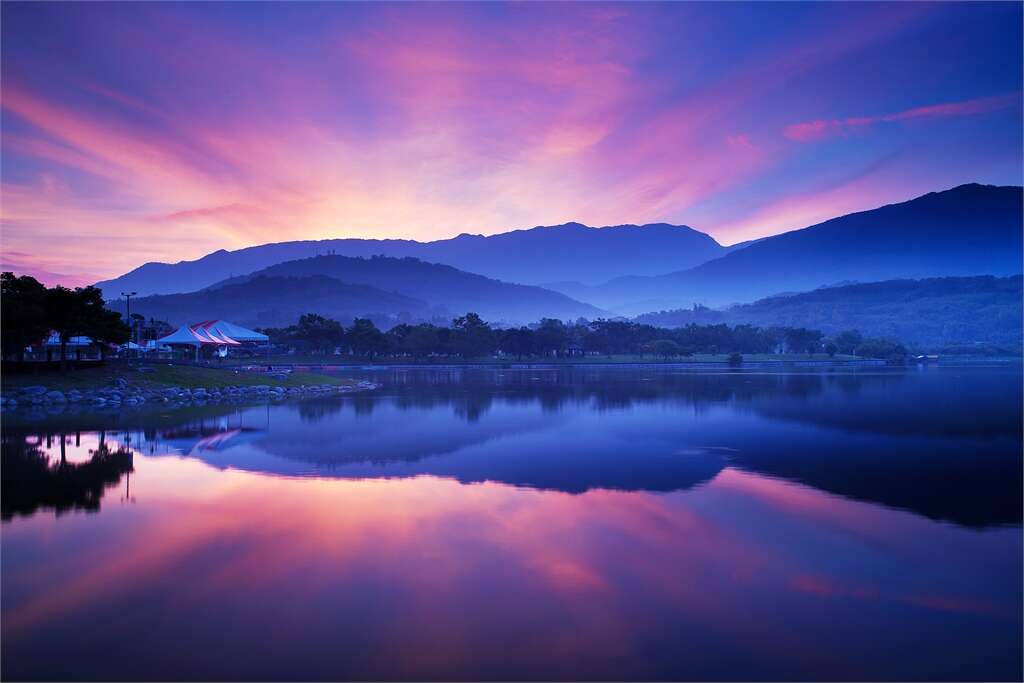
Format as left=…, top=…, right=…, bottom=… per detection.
left=121, top=291, right=137, bottom=357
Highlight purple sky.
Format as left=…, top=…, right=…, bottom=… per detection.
left=2, top=2, right=1021, bottom=285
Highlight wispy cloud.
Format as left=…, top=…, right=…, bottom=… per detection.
left=0, top=2, right=1020, bottom=284
left=784, top=93, right=1020, bottom=142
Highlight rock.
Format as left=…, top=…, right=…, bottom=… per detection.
left=92, top=397, right=107, bottom=405
left=6, top=398, right=17, bottom=407
left=136, top=366, right=155, bottom=373
left=20, top=385, right=47, bottom=396
left=45, top=390, right=67, bottom=403
left=113, top=378, right=129, bottom=389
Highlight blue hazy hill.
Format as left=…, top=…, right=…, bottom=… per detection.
left=559, top=184, right=1024, bottom=313
left=96, top=222, right=726, bottom=296
left=203, top=254, right=605, bottom=324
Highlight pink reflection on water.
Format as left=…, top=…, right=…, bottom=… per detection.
left=3, top=446, right=1020, bottom=679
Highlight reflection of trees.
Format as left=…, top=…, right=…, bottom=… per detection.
left=277, top=370, right=847, bottom=425
left=296, top=399, right=347, bottom=423
left=348, top=369, right=842, bottom=421
left=1, top=435, right=134, bottom=521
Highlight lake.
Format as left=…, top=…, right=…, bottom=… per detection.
left=2, top=365, right=1021, bottom=681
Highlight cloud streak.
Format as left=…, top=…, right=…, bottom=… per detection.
left=0, top=2, right=1020, bottom=284
left=784, top=93, right=1020, bottom=143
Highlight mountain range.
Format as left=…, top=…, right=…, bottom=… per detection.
left=97, top=183, right=1023, bottom=333
left=118, top=255, right=604, bottom=327
left=551, top=183, right=1023, bottom=313
left=635, top=275, right=1023, bottom=351
left=96, top=221, right=726, bottom=296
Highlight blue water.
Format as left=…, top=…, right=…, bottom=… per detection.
left=2, top=365, right=1021, bottom=680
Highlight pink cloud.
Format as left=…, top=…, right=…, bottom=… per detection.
left=785, top=93, right=1020, bottom=142
left=1, top=2, right=1016, bottom=284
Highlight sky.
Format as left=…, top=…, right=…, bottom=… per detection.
left=1, top=2, right=1021, bottom=287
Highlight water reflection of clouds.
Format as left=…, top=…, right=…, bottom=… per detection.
left=3, top=462, right=1020, bottom=680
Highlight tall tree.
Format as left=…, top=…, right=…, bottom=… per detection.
left=347, top=318, right=386, bottom=358
left=46, top=285, right=127, bottom=371
left=295, top=313, right=345, bottom=354
left=81, top=306, right=130, bottom=361
left=1, top=272, right=49, bottom=361
left=500, top=327, right=535, bottom=360
left=533, top=318, right=568, bottom=357
left=452, top=312, right=493, bottom=359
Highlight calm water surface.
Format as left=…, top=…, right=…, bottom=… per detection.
left=2, top=366, right=1021, bottom=681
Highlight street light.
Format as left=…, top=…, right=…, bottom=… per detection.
left=121, top=291, right=136, bottom=356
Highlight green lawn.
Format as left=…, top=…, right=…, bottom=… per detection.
left=1, top=362, right=356, bottom=393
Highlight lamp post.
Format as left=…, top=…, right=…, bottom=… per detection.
left=121, top=291, right=136, bottom=357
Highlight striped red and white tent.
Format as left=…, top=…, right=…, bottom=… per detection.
left=191, top=320, right=269, bottom=343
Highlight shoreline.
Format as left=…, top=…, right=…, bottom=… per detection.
left=248, top=358, right=892, bottom=372
left=1, top=380, right=380, bottom=411
left=0, top=363, right=379, bottom=410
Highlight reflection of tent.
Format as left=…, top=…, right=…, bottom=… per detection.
left=157, top=427, right=265, bottom=456
left=192, top=320, right=269, bottom=343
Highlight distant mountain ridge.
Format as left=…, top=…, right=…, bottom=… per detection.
left=95, top=221, right=726, bottom=296
left=554, top=184, right=1024, bottom=313
left=120, top=254, right=605, bottom=327
left=216, top=254, right=605, bottom=323
left=109, top=275, right=428, bottom=329
left=634, top=275, right=1023, bottom=351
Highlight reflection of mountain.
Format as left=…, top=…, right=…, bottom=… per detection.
left=5, top=367, right=1019, bottom=527
left=143, top=399, right=727, bottom=494
left=1, top=437, right=134, bottom=521
left=256, top=368, right=1024, bottom=526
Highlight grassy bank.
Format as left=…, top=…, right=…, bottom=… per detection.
left=1, top=362, right=355, bottom=393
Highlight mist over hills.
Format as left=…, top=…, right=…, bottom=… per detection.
left=95, top=183, right=1023, bottom=333
left=109, top=275, right=429, bottom=329
left=106, top=251, right=611, bottom=329
left=200, top=254, right=604, bottom=325
left=634, top=275, right=1023, bottom=351
left=96, top=221, right=726, bottom=296
left=557, top=184, right=1023, bottom=313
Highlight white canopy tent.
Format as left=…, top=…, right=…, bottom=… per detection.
left=155, top=322, right=249, bottom=360
left=191, top=320, right=269, bottom=344
left=155, top=325, right=207, bottom=347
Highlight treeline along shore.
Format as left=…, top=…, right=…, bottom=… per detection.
left=1, top=269, right=924, bottom=408
left=258, top=312, right=909, bottom=362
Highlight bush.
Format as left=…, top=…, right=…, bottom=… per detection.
left=727, top=352, right=743, bottom=367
